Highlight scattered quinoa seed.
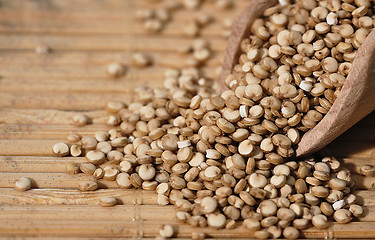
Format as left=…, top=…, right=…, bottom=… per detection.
left=66, top=162, right=80, bottom=174
left=99, top=197, right=117, bottom=207
left=53, top=142, right=69, bottom=156
left=107, top=62, right=126, bottom=78
left=15, top=177, right=32, bottom=191
left=159, top=224, right=174, bottom=238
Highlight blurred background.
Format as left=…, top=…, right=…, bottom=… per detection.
left=0, top=0, right=247, bottom=112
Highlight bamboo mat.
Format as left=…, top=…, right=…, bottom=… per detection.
left=0, top=0, right=375, bottom=239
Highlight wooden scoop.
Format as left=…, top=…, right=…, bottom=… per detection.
left=220, top=0, right=375, bottom=157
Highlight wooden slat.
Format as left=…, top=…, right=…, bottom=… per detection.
left=0, top=156, right=87, bottom=173
left=0, top=172, right=117, bottom=189
left=0, top=65, right=218, bottom=81
left=0, top=64, right=200, bottom=79
left=0, top=9, right=236, bottom=23
left=0, top=35, right=228, bottom=51
left=0, top=92, right=132, bottom=110
left=0, top=109, right=108, bottom=125
left=0, top=0, right=248, bottom=17
left=0, top=204, right=176, bottom=221
left=0, top=139, right=60, bottom=156
left=0, top=67, right=220, bottom=93
left=0, top=124, right=110, bottom=139
left=0, top=78, right=141, bottom=94
left=0, top=221, right=152, bottom=238
left=0, top=18, right=233, bottom=38
left=0, top=52, right=223, bottom=68
left=0, top=188, right=158, bottom=205
left=1, top=75, right=217, bottom=94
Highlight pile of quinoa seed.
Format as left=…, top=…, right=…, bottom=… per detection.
left=50, top=0, right=374, bottom=239
left=226, top=0, right=374, bottom=139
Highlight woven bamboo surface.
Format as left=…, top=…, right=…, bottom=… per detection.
left=0, top=0, right=375, bottom=239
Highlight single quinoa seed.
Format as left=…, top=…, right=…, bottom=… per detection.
left=15, top=177, right=32, bottom=191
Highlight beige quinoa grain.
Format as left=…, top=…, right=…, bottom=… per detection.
left=72, top=113, right=90, bottom=126
left=107, top=62, right=126, bottom=78
left=66, top=162, right=80, bottom=174
left=78, top=181, right=98, bottom=191
left=99, top=197, right=117, bottom=207
left=53, top=142, right=69, bottom=156
left=15, top=177, right=32, bottom=191
left=159, top=224, right=174, bottom=238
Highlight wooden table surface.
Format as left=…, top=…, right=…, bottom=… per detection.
left=0, top=0, right=374, bottom=239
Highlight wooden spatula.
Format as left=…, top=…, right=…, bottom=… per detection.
left=220, top=0, right=375, bottom=157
